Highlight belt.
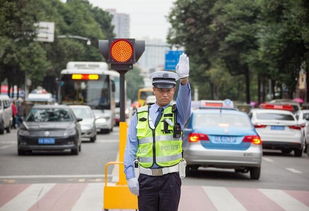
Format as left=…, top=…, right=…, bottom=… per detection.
left=139, top=164, right=179, bottom=176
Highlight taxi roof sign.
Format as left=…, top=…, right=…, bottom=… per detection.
left=199, top=99, right=235, bottom=109
left=259, top=103, right=294, bottom=111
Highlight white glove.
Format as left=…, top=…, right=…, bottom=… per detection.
left=176, top=53, right=190, bottom=79
left=127, top=177, right=139, bottom=196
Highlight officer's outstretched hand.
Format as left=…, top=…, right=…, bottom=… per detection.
left=127, top=177, right=139, bottom=196
left=176, top=53, right=190, bottom=79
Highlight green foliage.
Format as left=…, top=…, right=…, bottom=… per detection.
left=0, top=0, right=115, bottom=95
left=168, top=0, right=308, bottom=102
left=126, top=66, right=145, bottom=101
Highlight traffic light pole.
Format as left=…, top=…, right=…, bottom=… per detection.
left=100, top=39, right=144, bottom=210
left=120, top=72, right=126, bottom=122
left=117, top=71, right=127, bottom=186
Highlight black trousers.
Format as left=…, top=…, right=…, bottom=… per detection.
left=138, top=172, right=181, bottom=211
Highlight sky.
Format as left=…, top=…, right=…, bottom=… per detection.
left=88, top=0, right=176, bottom=41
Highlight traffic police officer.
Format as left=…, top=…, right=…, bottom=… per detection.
left=124, top=53, right=191, bottom=211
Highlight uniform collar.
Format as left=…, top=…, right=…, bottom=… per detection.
left=153, top=103, right=170, bottom=112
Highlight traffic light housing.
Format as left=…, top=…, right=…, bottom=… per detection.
left=99, top=39, right=145, bottom=71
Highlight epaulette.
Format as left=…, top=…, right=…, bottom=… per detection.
left=137, top=106, right=148, bottom=113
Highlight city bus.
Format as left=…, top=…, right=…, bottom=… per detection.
left=60, top=62, right=119, bottom=133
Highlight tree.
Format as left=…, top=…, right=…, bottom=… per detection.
left=126, top=66, right=144, bottom=101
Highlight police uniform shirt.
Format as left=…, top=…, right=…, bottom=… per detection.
left=124, top=83, right=191, bottom=179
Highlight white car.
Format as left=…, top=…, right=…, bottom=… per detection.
left=249, top=108, right=304, bottom=157
left=295, top=109, right=309, bottom=155
left=69, top=105, right=97, bottom=142
left=93, top=109, right=113, bottom=133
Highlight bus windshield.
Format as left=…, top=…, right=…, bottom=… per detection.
left=61, top=74, right=111, bottom=109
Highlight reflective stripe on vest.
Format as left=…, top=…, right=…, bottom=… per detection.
left=136, top=105, right=182, bottom=168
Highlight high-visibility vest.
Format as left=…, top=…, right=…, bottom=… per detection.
left=136, top=105, right=182, bottom=168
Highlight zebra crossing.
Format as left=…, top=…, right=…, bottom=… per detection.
left=1, top=183, right=309, bottom=211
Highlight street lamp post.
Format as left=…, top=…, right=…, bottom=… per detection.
left=57, top=35, right=91, bottom=45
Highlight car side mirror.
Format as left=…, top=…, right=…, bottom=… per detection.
left=77, top=118, right=83, bottom=122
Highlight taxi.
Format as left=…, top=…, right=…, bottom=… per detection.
left=249, top=103, right=304, bottom=157
left=183, top=100, right=262, bottom=180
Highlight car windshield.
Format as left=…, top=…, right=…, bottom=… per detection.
left=256, top=113, right=294, bottom=121
left=26, top=108, right=73, bottom=122
left=71, top=107, right=93, bottom=120
left=194, top=112, right=252, bottom=128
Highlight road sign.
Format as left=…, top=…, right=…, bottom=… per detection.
left=34, top=22, right=55, bottom=42
left=164, top=50, right=183, bottom=71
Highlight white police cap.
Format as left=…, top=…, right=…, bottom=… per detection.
left=151, top=71, right=178, bottom=88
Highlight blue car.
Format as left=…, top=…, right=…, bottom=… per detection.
left=183, top=106, right=262, bottom=179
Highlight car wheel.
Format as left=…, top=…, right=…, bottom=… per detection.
left=18, top=149, right=25, bottom=156
left=185, top=165, right=198, bottom=177
left=79, top=144, right=82, bottom=152
left=250, top=167, right=260, bottom=180
left=294, top=148, right=302, bottom=157
left=0, top=128, right=4, bottom=134
left=90, top=135, right=96, bottom=142
left=71, top=146, right=79, bottom=155
left=6, top=126, right=10, bottom=133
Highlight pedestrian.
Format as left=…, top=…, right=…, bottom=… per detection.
left=124, top=53, right=191, bottom=211
left=11, top=100, right=17, bottom=129
left=16, top=99, right=25, bottom=127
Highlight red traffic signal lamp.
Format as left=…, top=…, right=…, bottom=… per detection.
left=99, top=39, right=145, bottom=71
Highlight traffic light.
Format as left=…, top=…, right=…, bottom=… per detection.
left=99, top=39, right=145, bottom=71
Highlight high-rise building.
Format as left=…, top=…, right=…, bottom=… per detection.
left=136, top=38, right=170, bottom=87
left=106, top=9, right=130, bottom=38
left=137, top=38, right=169, bottom=72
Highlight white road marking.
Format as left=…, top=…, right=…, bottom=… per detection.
left=0, top=145, right=12, bottom=150
left=286, top=168, right=302, bottom=174
left=71, top=183, right=103, bottom=211
left=262, top=157, right=274, bottom=163
left=203, top=186, right=246, bottom=211
left=0, top=174, right=109, bottom=179
left=260, top=189, right=309, bottom=211
left=0, top=183, right=55, bottom=211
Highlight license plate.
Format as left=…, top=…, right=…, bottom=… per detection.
left=271, top=126, right=284, bottom=130
left=213, top=136, right=237, bottom=144
left=38, top=138, right=55, bottom=144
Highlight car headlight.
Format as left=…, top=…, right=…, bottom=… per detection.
left=18, top=129, right=30, bottom=136
left=64, top=128, right=76, bottom=136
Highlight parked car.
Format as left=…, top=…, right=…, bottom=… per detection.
left=183, top=101, right=262, bottom=180
left=295, top=109, right=309, bottom=155
left=249, top=105, right=304, bottom=157
left=69, top=105, right=97, bottom=142
left=17, top=105, right=82, bottom=155
left=0, top=95, right=12, bottom=134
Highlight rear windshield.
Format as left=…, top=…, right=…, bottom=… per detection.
left=26, top=108, right=73, bottom=122
left=194, top=113, right=252, bottom=128
left=256, top=113, right=294, bottom=121
left=71, top=107, right=93, bottom=119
